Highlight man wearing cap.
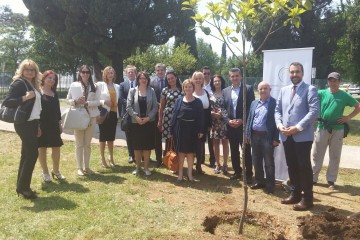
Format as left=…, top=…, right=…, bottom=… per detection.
left=312, top=72, right=360, bottom=189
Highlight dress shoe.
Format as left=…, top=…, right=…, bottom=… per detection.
left=42, top=173, right=52, bottom=183
left=281, top=195, right=301, bottom=204
left=155, top=161, right=162, bottom=168
left=229, top=174, right=242, bottom=180
left=128, top=156, right=134, bottom=164
left=196, top=166, right=205, bottom=175
left=293, top=199, right=314, bottom=211
left=77, top=169, right=85, bottom=176
left=250, top=183, right=265, bottom=190
left=17, top=189, right=38, bottom=199
left=51, top=170, right=66, bottom=180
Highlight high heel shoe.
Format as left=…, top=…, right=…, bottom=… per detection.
left=51, top=170, right=66, bottom=180
left=108, top=158, right=115, bottom=167
left=16, top=189, right=38, bottom=199
left=42, top=173, right=52, bottom=182
left=101, top=159, right=109, bottom=168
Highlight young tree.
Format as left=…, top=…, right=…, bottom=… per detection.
left=23, top=0, right=187, bottom=83
left=182, top=0, right=312, bottom=234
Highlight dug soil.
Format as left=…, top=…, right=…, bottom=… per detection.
left=148, top=164, right=360, bottom=239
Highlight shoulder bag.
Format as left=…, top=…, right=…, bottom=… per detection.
left=62, top=106, right=90, bottom=130
left=162, top=138, right=178, bottom=171
left=0, top=80, right=34, bottom=124
left=96, top=106, right=109, bottom=125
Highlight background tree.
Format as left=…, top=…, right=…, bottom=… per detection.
left=195, top=38, right=220, bottom=71
left=183, top=0, right=312, bottom=234
left=333, top=1, right=360, bottom=84
left=23, top=0, right=187, bottom=83
left=0, top=6, right=30, bottom=73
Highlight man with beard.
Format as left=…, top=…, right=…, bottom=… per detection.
left=275, top=62, right=319, bottom=211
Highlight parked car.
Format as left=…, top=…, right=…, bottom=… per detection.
left=339, top=84, right=350, bottom=92
left=348, top=84, right=360, bottom=95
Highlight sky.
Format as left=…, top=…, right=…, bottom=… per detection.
left=1, top=0, right=225, bottom=55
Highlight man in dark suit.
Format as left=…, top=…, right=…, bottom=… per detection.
left=246, top=82, right=279, bottom=193
left=119, top=65, right=137, bottom=163
left=223, top=68, right=254, bottom=182
left=275, top=62, right=319, bottom=211
left=149, top=63, right=167, bottom=167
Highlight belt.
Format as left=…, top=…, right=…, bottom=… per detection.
left=252, top=130, right=267, bottom=135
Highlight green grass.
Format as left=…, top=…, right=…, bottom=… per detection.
left=0, top=131, right=359, bottom=239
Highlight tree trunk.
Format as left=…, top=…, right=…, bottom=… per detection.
left=111, top=55, right=124, bottom=84
left=239, top=37, right=249, bottom=235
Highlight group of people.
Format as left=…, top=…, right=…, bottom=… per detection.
left=3, top=59, right=359, bottom=212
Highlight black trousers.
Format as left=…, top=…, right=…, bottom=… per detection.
left=228, top=134, right=253, bottom=178
left=206, top=130, right=215, bottom=164
left=283, top=136, right=313, bottom=202
left=154, top=115, right=162, bottom=162
left=125, top=127, right=134, bottom=158
left=14, top=120, right=39, bottom=192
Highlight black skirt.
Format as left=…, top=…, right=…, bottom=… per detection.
left=174, top=118, right=198, bottom=153
left=99, top=111, right=118, bottom=142
left=130, top=121, right=155, bottom=150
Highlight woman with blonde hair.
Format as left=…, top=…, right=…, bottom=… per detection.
left=2, top=59, right=42, bottom=199
left=38, top=70, right=65, bottom=182
left=96, top=66, right=120, bottom=168
left=169, top=79, right=204, bottom=182
left=67, top=65, right=100, bottom=176
left=191, top=71, right=212, bottom=174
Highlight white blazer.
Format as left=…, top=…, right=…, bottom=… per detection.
left=96, top=81, right=120, bottom=118
left=66, top=81, right=101, bottom=118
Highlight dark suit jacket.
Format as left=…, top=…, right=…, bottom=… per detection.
left=223, top=83, right=255, bottom=140
left=119, top=80, right=136, bottom=117
left=150, top=76, right=168, bottom=103
left=246, top=97, right=279, bottom=144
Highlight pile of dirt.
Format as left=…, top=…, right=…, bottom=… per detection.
left=297, top=207, right=360, bottom=240
left=203, top=208, right=360, bottom=239
left=202, top=210, right=290, bottom=239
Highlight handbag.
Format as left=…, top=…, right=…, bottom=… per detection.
left=96, top=106, right=109, bottom=124
left=0, top=80, right=34, bottom=124
left=120, top=112, right=131, bottom=131
left=62, top=106, right=90, bottom=130
left=162, top=138, right=178, bottom=171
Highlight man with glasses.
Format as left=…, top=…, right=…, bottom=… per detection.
left=201, top=66, right=215, bottom=167
left=119, top=65, right=137, bottom=163
left=223, top=68, right=254, bottom=182
left=312, top=72, right=359, bottom=189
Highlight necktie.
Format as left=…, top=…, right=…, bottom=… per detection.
left=160, top=79, right=164, bottom=89
left=291, top=85, right=297, bottom=102
left=130, top=81, right=133, bottom=88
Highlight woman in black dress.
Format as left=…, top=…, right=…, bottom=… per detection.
left=170, top=79, right=204, bottom=182
left=3, top=59, right=42, bottom=199
left=38, top=70, right=64, bottom=182
left=126, top=72, right=158, bottom=176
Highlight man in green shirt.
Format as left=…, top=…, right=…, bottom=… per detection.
left=312, top=72, right=360, bottom=189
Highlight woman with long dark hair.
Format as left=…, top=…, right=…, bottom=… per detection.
left=158, top=71, right=183, bottom=156
left=38, top=70, right=65, bottom=182
left=67, top=65, right=100, bottom=176
left=3, top=59, right=42, bottom=199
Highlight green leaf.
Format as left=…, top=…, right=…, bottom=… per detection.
left=200, top=26, right=211, bottom=35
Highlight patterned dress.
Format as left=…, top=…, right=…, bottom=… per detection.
left=209, top=94, right=228, bottom=139
left=161, top=87, right=183, bottom=139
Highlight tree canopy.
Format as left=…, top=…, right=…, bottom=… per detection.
left=23, top=0, right=186, bottom=82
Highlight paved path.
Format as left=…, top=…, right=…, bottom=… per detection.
left=0, top=119, right=359, bottom=170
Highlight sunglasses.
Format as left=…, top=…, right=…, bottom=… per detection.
left=81, top=71, right=91, bottom=74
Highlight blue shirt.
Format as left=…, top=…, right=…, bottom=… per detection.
left=252, top=98, right=269, bottom=131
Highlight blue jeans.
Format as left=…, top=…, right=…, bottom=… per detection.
left=251, top=134, right=275, bottom=189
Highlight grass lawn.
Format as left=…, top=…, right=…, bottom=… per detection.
left=1, top=130, right=360, bottom=239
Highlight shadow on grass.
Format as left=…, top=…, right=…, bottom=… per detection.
left=77, top=173, right=127, bottom=184
left=41, top=181, right=90, bottom=193
left=140, top=165, right=240, bottom=194
left=22, top=196, right=78, bottom=212
left=309, top=203, right=354, bottom=216
left=314, top=183, right=360, bottom=196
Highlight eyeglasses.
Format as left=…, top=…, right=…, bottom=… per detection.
left=81, top=71, right=91, bottom=74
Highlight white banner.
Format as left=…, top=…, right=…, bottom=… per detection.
left=263, top=47, right=314, bottom=181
